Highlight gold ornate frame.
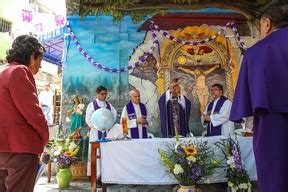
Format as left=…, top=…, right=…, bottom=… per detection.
left=155, top=25, right=239, bottom=100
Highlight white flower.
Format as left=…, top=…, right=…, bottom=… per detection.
left=69, top=142, right=77, bottom=152
left=230, top=164, right=236, bottom=169
left=239, top=183, right=248, bottom=189
left=228, top=181, right=233, bottom=187
left=226, top=156, right=234, bottom=165
left=174, top=141, right=180, bottom=152
left=53, top=147, right=62, bottom=156
left=187, top=156, right=196, bottom=163
left=173, top=164, right=184, bottom=175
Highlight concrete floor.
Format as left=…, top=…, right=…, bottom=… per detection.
left=34, top=176, right=259, bottom=192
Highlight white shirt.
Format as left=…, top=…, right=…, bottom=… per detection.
left=120, top=102, right=152, bottom=138
left=38, top=90, right=54, bottom=108
left=85, top=98, right=117, bottom=128
left=203, top=97, right=235, bottom=136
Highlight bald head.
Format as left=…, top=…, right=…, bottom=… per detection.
left=130, top=89, right=140, bottom=104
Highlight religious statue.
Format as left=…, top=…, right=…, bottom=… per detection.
left=178, top=65, right=220, bottom=114
left=66, top=95, right=85, bottom=140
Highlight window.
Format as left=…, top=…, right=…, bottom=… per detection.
left=0, top=18, right=12, bottom=33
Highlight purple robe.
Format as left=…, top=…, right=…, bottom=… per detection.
left=126, top=101, right=148, bottom=139
left=158, top=92, right=191, bottom=138
left=230, top=27, right=288, bottom=192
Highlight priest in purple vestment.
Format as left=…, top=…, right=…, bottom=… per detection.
left=120, top=89, right=152, bottom=139
left=202, top=84, right=234, bottom=136
left=85, top=86, right=117, bottom=178
left=158, top=79, right=191, bottom=138
left=229, top=2, right=288, bottom=192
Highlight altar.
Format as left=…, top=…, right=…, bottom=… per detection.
left=99, top=136, right=257, bottom=185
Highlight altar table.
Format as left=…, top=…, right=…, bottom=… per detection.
left=99, top=136, right=257, bottom=185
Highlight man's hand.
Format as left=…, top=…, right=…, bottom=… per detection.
left=202, top=114, right=211, bottom=121
left=136, top=117, right=148, bottom=125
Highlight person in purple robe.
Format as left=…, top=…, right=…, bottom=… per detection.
left=120, top=89, right=152, bottom=139
left=202, top=84, right=234, bottom=136
left=229, top=2, right=288, bottom=192
left=158, top=79, right=191, bottom=138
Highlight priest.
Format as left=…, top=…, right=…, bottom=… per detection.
left=158, top=79, right=191, bottom=138
left=120, top=89, right=152, bottom=139
left=230, top=2, right=288, bottom=192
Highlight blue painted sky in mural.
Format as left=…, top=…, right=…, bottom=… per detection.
left=63, top=15, right=148, bottom=103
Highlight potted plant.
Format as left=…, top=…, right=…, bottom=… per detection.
left=159, top=129, right=220, bottom=191
left=41, top=137, right=80, bottom=189
left=216, top=137, right=252, bottom=192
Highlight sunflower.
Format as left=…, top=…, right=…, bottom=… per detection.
left=184, top=146, right=197, bottom=156
left=64, top=151, right=73, bottom=157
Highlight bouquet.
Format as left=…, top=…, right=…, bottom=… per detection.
left=216, top=137, right=252, bottom=192
left=41, top=137, right=80, bottom=169
left=159, top=129, right=219, bottom=186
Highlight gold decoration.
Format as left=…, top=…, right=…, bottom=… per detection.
left=156, top=25, right=239, bottom=99
left=177, top=56, right=187, bottom=65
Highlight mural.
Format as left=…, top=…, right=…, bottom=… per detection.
left=62, top=11, right=244, bottom=136
left=129, top=25, right=239, bottom=136
left=62, top=16, right=146, bottom=131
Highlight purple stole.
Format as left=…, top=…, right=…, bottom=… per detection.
left=93, top=100, right=111, bottom=139
left=206, top=96, right=227, bottom=136
left=126, top=101, right=148, bottom=139
left=158, top=92, right=191, bottom=138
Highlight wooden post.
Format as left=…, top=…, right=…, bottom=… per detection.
left=90, top=141, right=101, bottom=192
left=47, top=161, right=51, bottom=183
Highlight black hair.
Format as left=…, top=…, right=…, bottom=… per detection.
left=261, top=2, right=288, bottom=29
left=96, top=86, right=107, bottom=93
left=6, top=35, right=45, bottom=65
left=212, top=84, right=223, bottom=92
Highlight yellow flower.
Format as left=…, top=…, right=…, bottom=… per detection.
left=65, top=151, right=73, bottom=156
left=187, top=156, right=196, bottom=163
left=184, top=146, right=197, bottom=156
left=211, top=159, right=220, bottom=165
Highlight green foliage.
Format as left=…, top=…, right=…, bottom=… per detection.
left=216, top=137, right=252, bottom=191
left=80, top=0, right=166, bottom=23
left=159, top=138, right=220, bottom=186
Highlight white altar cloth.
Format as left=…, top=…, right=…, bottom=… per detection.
left=100, top=136, right=257, bottom=185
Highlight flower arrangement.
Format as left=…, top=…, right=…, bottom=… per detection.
left=41, top=137, right=80, bottom=169
left=159, top=129, right=219, bottom=186
left=216, top=137, right=252, bottom=192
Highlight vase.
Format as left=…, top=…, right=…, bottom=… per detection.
left=56, top=168, right=72, bottom=189
left=178, top=185, right=202, bottom=192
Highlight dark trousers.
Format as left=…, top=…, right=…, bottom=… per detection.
left=0, top=153, right=38, bottom=192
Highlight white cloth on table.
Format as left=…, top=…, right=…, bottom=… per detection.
left=100, top=136, right=257, bottom=185
left=202, top=97, right=235, bottom=136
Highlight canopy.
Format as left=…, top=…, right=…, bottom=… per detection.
left=38, top=25, right=65, bottom=66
